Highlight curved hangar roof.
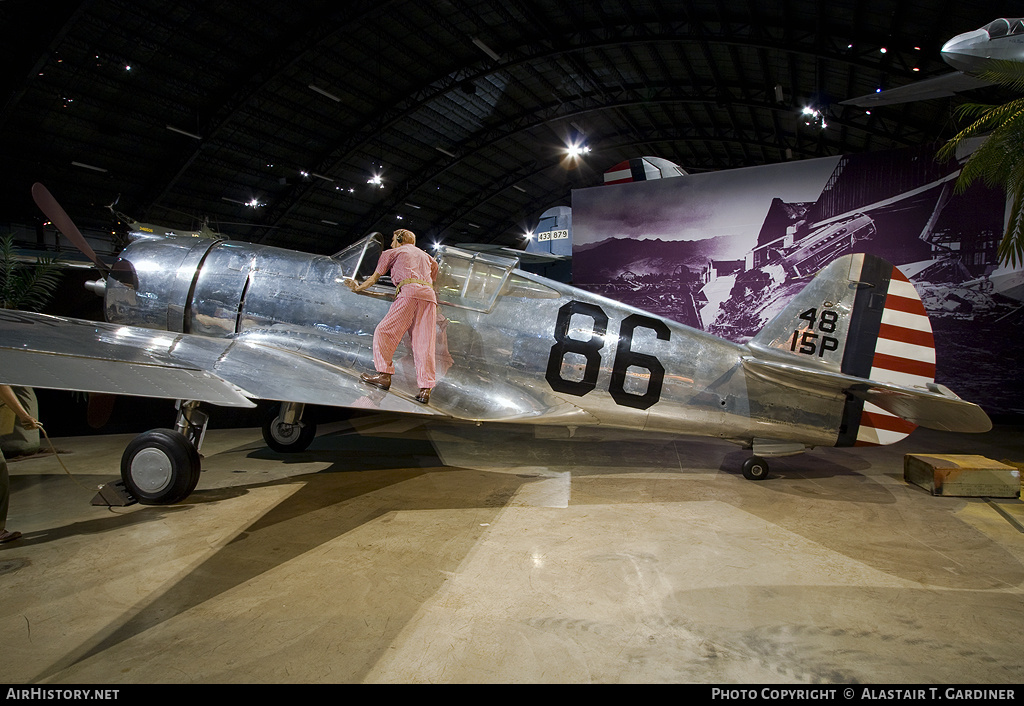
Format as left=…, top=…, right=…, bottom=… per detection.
left=0, top=1, right=1009, bottom=255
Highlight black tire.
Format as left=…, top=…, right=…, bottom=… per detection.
left=121, top=428, right=201, bottom=505
left=262, top=409, right=317, bottom=453
left=742, top=455, right=769, bottom=481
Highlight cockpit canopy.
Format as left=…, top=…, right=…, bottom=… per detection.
left=329, top=231, right=531, bottom=313
left=984, top=18, right=1024, bottom=38
left=330, top=231, right=386, bottom=282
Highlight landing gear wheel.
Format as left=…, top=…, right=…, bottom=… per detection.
left=742, top=455, right=769, bottom=481
left=121, top=428, right=201, bottom=505
left=262, top=409, right=317, bottom=453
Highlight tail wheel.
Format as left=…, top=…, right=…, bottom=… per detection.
left=121, top=429, right=201, bottom=505
left=742, top=455, right=769, bottom=481
left=262, top=408, right=317, bottom=453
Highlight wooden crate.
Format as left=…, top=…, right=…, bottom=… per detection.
left=904, top=454, right=1020, bottom=497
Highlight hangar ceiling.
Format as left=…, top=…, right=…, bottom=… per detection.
left=0, top=0, right=1011, bottom=256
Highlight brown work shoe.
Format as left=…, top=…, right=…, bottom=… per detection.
left=360, top=372, right=391, bottom=390
left=415, top=388, right=431, bottom=404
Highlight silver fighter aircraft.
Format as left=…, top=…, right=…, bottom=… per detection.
left=842, top=18, right=1024, bottom=107
left=0, top=184, right=991, bottom=504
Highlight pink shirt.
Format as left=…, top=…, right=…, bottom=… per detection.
left=374, top=244, right=439, bottom=303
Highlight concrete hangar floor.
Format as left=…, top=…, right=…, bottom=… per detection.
left=1, top=414, right=1022, bottom=685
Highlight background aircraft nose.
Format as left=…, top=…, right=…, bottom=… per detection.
left=940, top=28, right=990, bottom=72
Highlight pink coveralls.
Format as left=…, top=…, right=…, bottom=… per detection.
left=371, top=245, right=440, bottom=389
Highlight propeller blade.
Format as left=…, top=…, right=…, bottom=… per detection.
left=31, top=182, right=109, bottom=274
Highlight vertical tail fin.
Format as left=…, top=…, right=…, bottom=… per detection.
left=849, top=262, right=936, bottom=445
left=748, top=253, right=938, bottom=446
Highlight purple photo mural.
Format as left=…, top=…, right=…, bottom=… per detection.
left=572, top=144, right=1024, bottom=415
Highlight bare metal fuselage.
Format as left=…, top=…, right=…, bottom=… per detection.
left=103, top=234, right=843, bottom=450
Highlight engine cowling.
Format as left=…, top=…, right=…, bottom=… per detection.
left=104, top=236, right=222, bottom=332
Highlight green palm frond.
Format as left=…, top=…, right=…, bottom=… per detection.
left=938, top=60, right=1024, bottom=267
left=1001, top=158, right=1024, bottom=266
left=0, top=234, right=64, bottom=312
left=976, top=58, right=1024, bottom=93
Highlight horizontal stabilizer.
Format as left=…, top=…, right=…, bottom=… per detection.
left=743, top=357, right=992, bottom=434
left=855, top=383, right=992, bottom=433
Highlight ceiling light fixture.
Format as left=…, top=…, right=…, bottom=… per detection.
left=435, top=145, right=457, bottom=158
left=166, top=125, right=202, bottom=140
left=471, top=37, right=501, bottom=62
left=565, top=142, right=591, bottom=158
left=222, top=196, right=264, bottom=208
left=800, top=106, right=827, bottom=129
left=71, top=161, right=107, bottom=173
left=308, top=84, right=341, bottom=102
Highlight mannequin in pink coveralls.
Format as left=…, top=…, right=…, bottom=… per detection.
left=346, top=229, right=439, bottom=404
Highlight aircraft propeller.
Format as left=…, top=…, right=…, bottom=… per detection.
left=31, top=182, right=137, bottom=289
left=29, top=183, right=126, bottom=429
left=31, top=182, right=110, bottom=274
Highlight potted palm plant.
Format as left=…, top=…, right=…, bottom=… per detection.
left=937, top=59, right=1024, bottom=267
left=0, top=234, right=63, bottom=455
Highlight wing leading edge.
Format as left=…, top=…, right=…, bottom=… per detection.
left=840, top=72, right=995, bottom=107
left=0, top=310, right=593, bottom=423
left=0, top=310, right=446, bottom=416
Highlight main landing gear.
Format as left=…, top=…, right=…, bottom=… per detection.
left=120, top=428, right=201, bottom=505
left=120, top=400, right=207, bottom=505
left=119, top=400, right=318, bottom=505
left=261, top=402, right=316, bottom=453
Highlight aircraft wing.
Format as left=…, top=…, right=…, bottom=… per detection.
left=840, top=71, right=995, bottom=107
left=742, top=357, right=992, bottom=433
left=0, top=310, right=447, bottom=416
